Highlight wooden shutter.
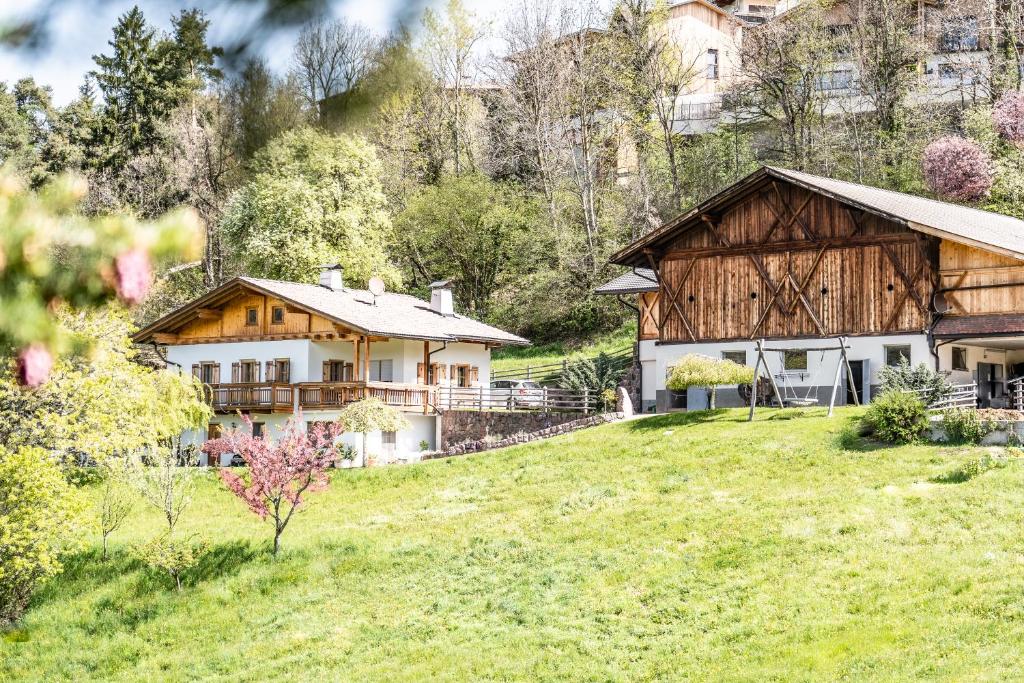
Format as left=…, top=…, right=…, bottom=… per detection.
left=417, top=362, right=425, bottom=384
left=192, top=363, right=200, bottom=379
left=344, top=362, right=354, bottom=381
left=322, top=360, right=330, bottom=382
left=470, top=366, right=479, bottom=383
left=280, top=360, right=290, bottom=383
left=449, top=365, right=456, bottom=384
left=265, top=360, right=275, bottom=382
left=231, top=362, right=240, bottom=383
left=212, top=364, right=221, bottom=384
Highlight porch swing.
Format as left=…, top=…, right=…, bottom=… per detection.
left=773, top=348, right=828, bottom=407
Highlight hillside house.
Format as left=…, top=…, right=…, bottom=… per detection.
left=134, top=267, right=528, bottom=463
left=599, top=167, right=1024, bottom=412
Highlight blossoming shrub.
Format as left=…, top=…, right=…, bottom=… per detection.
left=666, top=354, right=755, bottom=409
left=922, top=136, right=993, bottom=201
left=0, top=446, right=86, bottom=624
left=993, top=91, right=1024, bottom=145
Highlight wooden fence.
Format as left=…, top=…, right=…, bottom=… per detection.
left=904, top=382, right=978, bottom=411
left=490, top=347, right=633, bottom=386
left=1009, top=377, right=1024, bottom=411
left=436, top=386, right=602, bottom=413
left=207, top=383, right=294, bottom=413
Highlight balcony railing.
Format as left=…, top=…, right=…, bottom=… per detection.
left=298, top=381, right=435, bottom=413
left=207, top=383, right=295, bottom=413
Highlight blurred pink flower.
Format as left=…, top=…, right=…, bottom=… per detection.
left=114, top=248, right=152, bottom=305
left=993, top=91, right=1024, bottom=144
left=922, top=136, right=993, bottom=202
left=17, top=344, right=53, bottom=388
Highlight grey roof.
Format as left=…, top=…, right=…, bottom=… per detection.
left=595, top=268, right=659, bottom=295
left=241, top=277, right=529, bottom=345
left=769, top=167, right=1024, bottom=260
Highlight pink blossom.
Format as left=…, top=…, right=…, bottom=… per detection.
left=993, top=91, right=1024, bottom=145
left=922, top=136, right=993, bottom=202
left=114, top=248, right=153, bottom=305
left=203, top=413, right=342, bottom=554
left=17, top=344, right=53, bottom=388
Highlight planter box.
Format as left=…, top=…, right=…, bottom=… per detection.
left=929, top=416, right=1024, bottom=445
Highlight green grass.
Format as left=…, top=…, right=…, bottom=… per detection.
left=491, top=323, right=636, bottom=373
left=6, top=408, right=1024, bottom=681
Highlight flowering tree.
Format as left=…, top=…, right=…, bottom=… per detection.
left=993, top=91, right=1024, bottom=145
left=0, top=171, right=201, bottom=386
left=922, top=136, right=993, bottom=202
left=337, top=397, right=411, bottom=467
left=666, top=354, right=755, bottom=409
left=205, top=415, right=341, bottom=555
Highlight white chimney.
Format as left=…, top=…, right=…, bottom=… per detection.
left=429, top=280, right=455, bottom=316
left=319, top=264, right=344, bottom=291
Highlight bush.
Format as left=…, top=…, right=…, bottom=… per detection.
left=0, top=446, right=86, bottom=624
left=940, top=408, right=997, bottom=445
left=878, top=359, right=951, bottom=406
left=134, top=533, right=209, bottom=591
left=561, top=353, right=627, bottom=405
left=863, top=391, right=928, bottom=444
left=923, top=135, right=993, bottom=201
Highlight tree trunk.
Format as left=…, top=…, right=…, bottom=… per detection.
left=102, top=533, right=109, bottom=561
left=709, top=386, right=717, bottom=410
left=273, top=527, right=282, bottom=555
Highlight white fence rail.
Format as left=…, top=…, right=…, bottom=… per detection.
left=904, top=382, right=977, bottom=411
left=436, top=386, right=601, bottom=413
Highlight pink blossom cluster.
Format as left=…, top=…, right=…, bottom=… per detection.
left=114, top=247, right=153, bottom=305
left=922, top=135, right=993, bottom=202
left=16, top=344, right=53, bottom=388
left=205, top=414, right=341, bottom=520
left=993, top=91, right=1024, bottom=144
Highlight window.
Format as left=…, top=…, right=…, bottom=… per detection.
left=266, top=358, right=290, bottom=383
left=706, top=49, right=719, bottom=80
left=817, top=69, right=853, bottom=92
left=940, top=16, right=979, bottom=52
left=952, top=347, right=968, bottom=371
left=828, top=23, right=852, bottom=57
left=251, top=422, right=265, bottom=438
left=208, top=424, right=223, bottom=440
left=783, top=350, right=808, bottom=371
left=245, top=307, right=258, bottom=326
left=369, top=359, right=394, bottom=383
left=325, top=360, right=353, bottom=382
left=885, top=345, right=911, bottom=367
left=722, top=351, right=746, bottom=366
left=194, top=361, right=219, bottom=384
left=382, top=431, right=397, bottom=457
left=271, top=306, right=285, bottom=324
left=236, top=359, right=260, bottom=383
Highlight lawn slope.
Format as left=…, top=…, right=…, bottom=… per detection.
left=5, top=408, right=1024, bottom=681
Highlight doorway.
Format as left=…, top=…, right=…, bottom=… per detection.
left=846, top=360, right=865, bottom=405
left=977, top=362, right=1004, bottom=408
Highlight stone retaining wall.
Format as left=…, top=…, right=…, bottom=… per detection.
left=427, top=412, right=622, bottom=459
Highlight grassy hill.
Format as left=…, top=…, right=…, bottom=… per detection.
left=5, top=408, right=1024, bottom=681
left=490, top=323, right=636, bottom=374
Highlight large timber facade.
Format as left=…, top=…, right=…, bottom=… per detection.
left=600, top=167, right=1024, bottom=412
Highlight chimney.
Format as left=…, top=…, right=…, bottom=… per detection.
left=429, top=279, right=455, bottom=316
left=319, top=264, right=344, bottom=291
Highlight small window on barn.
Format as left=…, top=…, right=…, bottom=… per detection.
left=783, top=350, right=808, bottom=371
left=952, top=347, right=968, bottom=371
left=245, top=307, right=258, bottom=326
left=271, top=306, right=285, bottom=324
left=722, top=351, right=746, bottom=366
left=885, top=345, right=911, bottom=367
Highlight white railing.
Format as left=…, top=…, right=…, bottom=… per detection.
left=905, top=382, right=977, bottom=411
left=1009, top=376, right=1024, bottom=411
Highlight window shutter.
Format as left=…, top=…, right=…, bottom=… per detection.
left=213, top=364, right=221, bottom=384
left=345, top=362, right=354, bottom=381
left=449, top=365, right=456, bottom=384
left=417, top=363, right=425, bottom=384
left=322, top=360, right=330, bottom=382
left=231, top=362, right=240, bottom=383
left=265, top=360, right=274, bottom=382
left=471, top=366, right=479, bottom=383
left=281, top=361, right=290, bottom=384
left=192, top=363, right=200, bottom=379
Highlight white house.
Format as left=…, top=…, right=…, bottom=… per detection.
left=134, top=267, right=528, bottom=463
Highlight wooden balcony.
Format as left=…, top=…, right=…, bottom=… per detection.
left=298, top=381, right=435, bottom=414
left=207, top=383, right=295, bottom=413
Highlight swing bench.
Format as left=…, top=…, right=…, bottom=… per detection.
left=772, top=348, right=828, bottom=407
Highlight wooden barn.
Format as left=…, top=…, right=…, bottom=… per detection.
left=598, top=167, right=1024, bottom=412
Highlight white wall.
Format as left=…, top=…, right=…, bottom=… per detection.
left=936, top=343, right=1024, bottom=385
left=167, top=340, right=314, bottom=382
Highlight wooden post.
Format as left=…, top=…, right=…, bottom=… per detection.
left=840, top=336, right=860, bottom=407
left=583, top=388, right=590, bottom=415
left=756, top=339, right=784, bottom=409
left=423, top=340, right=431, bottom=414
left=363, top=336, right=371, bottom=382
left=748, top=352, right=762, bottom=422
left=827, top=337, right=844, bottom=417
left=353, top=338, right=361, bottom=382
left=479, top=384, right=484, bottom=412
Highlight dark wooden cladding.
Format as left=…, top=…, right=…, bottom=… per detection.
left=654, top=183, right=936, bottom=342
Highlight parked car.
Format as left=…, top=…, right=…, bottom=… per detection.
left=490, top=379, right=545, bottom=409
